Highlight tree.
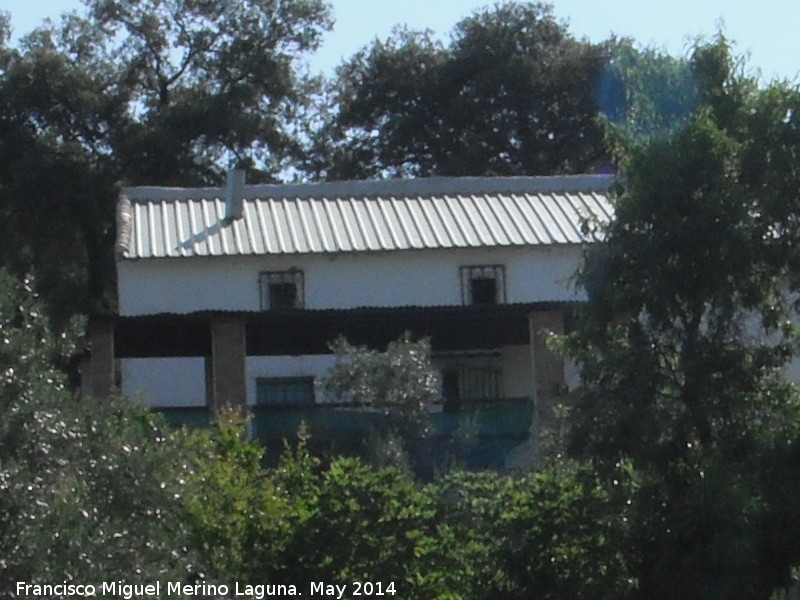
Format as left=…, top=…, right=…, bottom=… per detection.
left=565, top=38, right=800, bottom=599
left=182, top=410, right=291, bottom=583
left=325, top=333, right=440, bottom=435
left=307, top=2, right=611, bottom=180
left=324, top=334, right=440, bottom=469
left=0, top=269, right=200, bottom=587
left=0, top=0, right=331, bottom=324
left=429, top=466, right=632, bottom=600
left=598, top=40, right=698, bottom=139
left=268, top=437, right=631, bottom=599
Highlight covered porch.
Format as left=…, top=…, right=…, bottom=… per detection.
left=87, top=302, right=574, bottom=466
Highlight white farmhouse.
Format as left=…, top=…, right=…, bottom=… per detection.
left=87, top=173, right=614, bottom=463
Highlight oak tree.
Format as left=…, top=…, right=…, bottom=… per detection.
left=0, top=0, right=331, bottom=323
left=566, top=38, right=800, bottom=599
left=307, top=2, right=611, bottom=180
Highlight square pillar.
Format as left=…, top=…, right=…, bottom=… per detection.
left=86, top=316, right=115, bottom=399
left=529, top=309, right=567, bottom=403
left=529, top=308, right=567, bottom=438
left=210, top=316, right=247, bottom=412
left=505, top=308, right=567, bottom=470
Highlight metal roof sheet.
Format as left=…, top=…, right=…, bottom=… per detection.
left=116, top=175, right=614, bottom=260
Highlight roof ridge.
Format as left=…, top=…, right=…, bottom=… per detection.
left=120, top=174, right=613, bottom=203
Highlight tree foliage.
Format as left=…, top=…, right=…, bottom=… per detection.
left=566, top=37, right=800, bottom=598
left=0, top=0, right=331, bottom=323
left=270, top=441, right=630, bottom=600
left=307, top=2, right=611, bottom=179
left=427, top=465, right=632, bottom=600
left=181, top=409, right=292, bottom=584
left=0, top=268, right=633, bottom=597
left=324, top=333, right=440, bottom=439
left=599, top=40, right=698, bottom=139
left=0, top=269, right=199, bottom=588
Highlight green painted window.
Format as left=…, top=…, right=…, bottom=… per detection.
left=256, top=377, right=315, bottom=407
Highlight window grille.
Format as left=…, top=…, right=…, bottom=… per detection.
left=260, top=270, right=304, bottom=310
left=460, top=265, right=506, bottom=305
left=459, top=366, right=502, bottom=401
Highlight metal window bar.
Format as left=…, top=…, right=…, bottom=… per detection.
left=260, top=270, right=304, bottom=310
left=459, top=366, right=502, bottom=401
left=460, top=265, right=506, bottom=305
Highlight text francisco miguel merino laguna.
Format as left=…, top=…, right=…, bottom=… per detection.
left=16, top=580, right=398, bottom=599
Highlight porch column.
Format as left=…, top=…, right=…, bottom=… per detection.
left=506, top=307, right=568, bottom=470
left=528, top=309, right=566, bottom=464
left=529, top=308, right=567, bottom=432
left=86, top=316, right=115, bottom=399
left=209, top=316, right=247, bottom=412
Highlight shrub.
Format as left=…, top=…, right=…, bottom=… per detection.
left=429, top=462, right=633, bottom=600
left=182, top=409, right=291, bottom=582
left=0, top=270, right=198, bottom=588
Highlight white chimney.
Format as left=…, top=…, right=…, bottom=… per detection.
left=225, top=168, right=246, bottom=221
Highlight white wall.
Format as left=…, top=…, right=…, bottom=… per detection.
left=121, top=354, right=338, bottom=408
left=118, top=245, right=583, bottom=316
left=119, top=347, right=541, bottom=409
left=501, top=345, right=535, bottom=399
left=121, top=357, right=206, bottom=407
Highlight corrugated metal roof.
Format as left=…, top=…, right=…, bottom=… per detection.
left=116, top=175, right=614, bottom=260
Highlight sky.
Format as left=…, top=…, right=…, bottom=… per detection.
left=4, top=0, right=800, bottom=83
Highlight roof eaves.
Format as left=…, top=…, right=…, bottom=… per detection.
left=115, top=194, right=133, bottom=258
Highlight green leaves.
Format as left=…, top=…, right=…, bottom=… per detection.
left=0, top=0, right=332, bottom=325
left=309, top=2, right=610, bottom=180
left=324, top=333, right=440, bottom=439
left=182, top=409, right=290, bottom=582
left=264, top=450, right=630, bottom=600
left=599, top=40, right=698, bottom=141
left=567, top=38, right=800, bottom=599
left=0, top=270, right=199, bottom=588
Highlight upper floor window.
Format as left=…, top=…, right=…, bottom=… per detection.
left=261, top=270, right=304, bottom=310
left=461, top=265, right=506, bottom=306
